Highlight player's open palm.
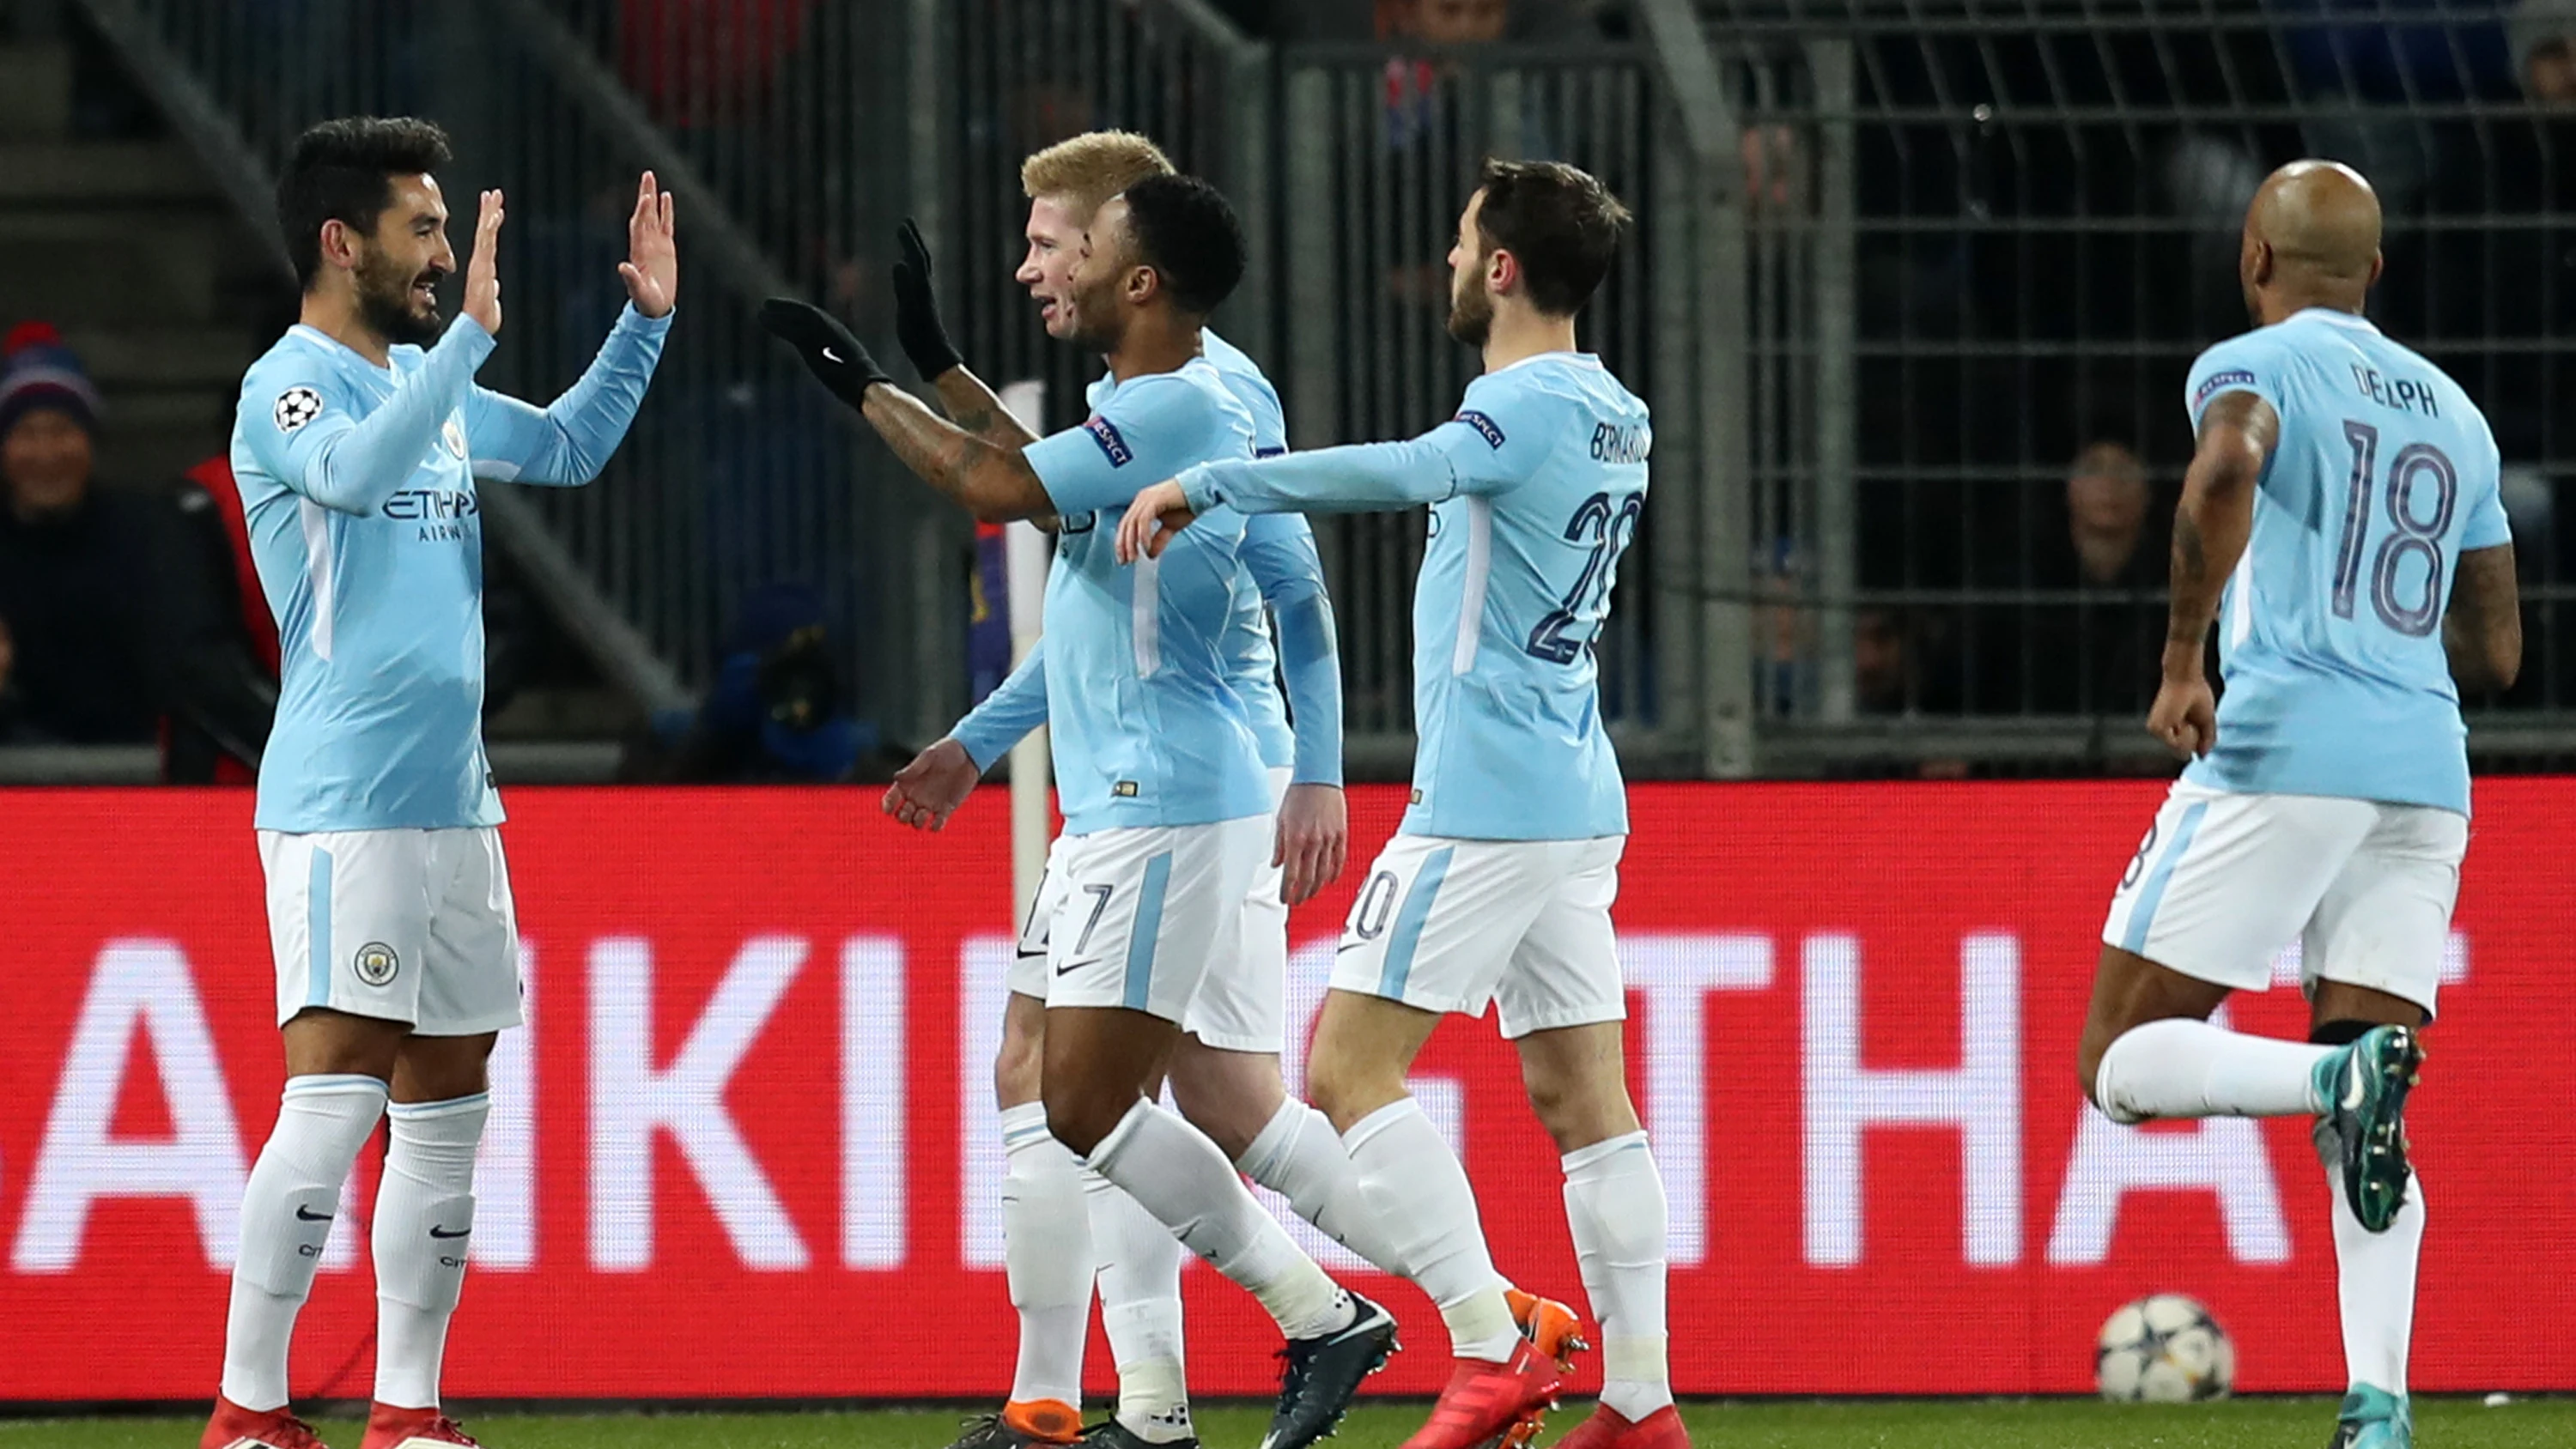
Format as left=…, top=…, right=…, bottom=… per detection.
left=2148, top=675, right=2218, bottom=758
left=1274, top=784, right=1348, bottom=906
left=620, top=171, right=677, bottom=318
left=464, top=188, right=504, bottom=336
left=884, top=737, right=980, bottom=832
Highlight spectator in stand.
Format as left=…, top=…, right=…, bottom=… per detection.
left=0, top=324, right=280, bottom=771
left=0, top=321, right=158, bottom=744
left=2024, top=441, right=2172, bottom=719
left=2514, top=0, right=2576, bottom=103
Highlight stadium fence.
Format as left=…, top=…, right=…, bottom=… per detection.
left=53, top=0, right=2576, bottom=774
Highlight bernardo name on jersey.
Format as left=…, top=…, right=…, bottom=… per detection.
left=231, top=306, right=668, bottom=832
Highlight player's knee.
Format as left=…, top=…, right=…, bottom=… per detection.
left=1041, top=1084, right=1131, bottom=1159
left=1305, top=1058, right=1393, bottom=1135
left=1520, top=1059, right=1637, bottom=1155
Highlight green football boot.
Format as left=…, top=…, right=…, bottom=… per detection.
left=2312, top=1025, right=2424, bottom=1233
left=2328, top=1385, right=2412, bottom=1447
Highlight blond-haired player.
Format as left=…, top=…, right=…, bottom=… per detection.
left=880, top=132, right=1580, bottom=1449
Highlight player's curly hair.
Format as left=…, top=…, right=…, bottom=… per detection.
left=1115, top=174, right=1246, bottom=318
left=1020, top=130, right=1175, bottom=224
left=277, top=117, right=455, bottom=290
left=1472, top=158, right=1631, bottom=317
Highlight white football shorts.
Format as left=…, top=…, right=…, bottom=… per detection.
left=1041, top=812, right=1272, bottom=1026
left=1330, top=833, right=1628, bottom=1039
left=1012, top=771, right=1293, bottom=1054
left=258, top=826, right=524, bottom=1035
left=2099, top=779, right=2467, bottom=1016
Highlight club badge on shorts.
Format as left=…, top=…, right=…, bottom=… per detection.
left=353, top=942, right=400, bottom=987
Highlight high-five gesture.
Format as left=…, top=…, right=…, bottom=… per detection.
left=620, top=171, right=678, bottom=318
left=464, top=188, right=504, bottom=336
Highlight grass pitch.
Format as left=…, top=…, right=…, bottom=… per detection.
left=3, top=1398, right=2567, bottom=1448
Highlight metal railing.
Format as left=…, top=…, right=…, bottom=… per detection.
left=1697, top=0, right=2576, bottom=772
left=944, top=0, right=1735, bottom=772
left=79, top=0, right=972, bottom=745
left=69, top=0, right=2576, bottom=778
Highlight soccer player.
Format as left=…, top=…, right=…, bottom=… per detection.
left=202, top=119, right=673, bottom=1449
left=878, top=131, right=1583, bottom=1449
left=2075, top=160, right=2518, bottom=1449
left=870, top=132, right=1413, bottom=1449
left=1118, top=160, right=1682, bottom=1449
left=762, top=173, right=1397, bottom=1449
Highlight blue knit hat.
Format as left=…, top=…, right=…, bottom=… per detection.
left=0, top=322, right=104, bottom=441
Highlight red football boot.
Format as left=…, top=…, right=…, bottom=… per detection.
left=359, top=1404, right=483, bottom=1449
left=1550, top=1404, right=1689, bottom=1449
left=1398, top=1339, right=1562, bottom=1449
left=203, top=1397, right=331, bottom=1449
left=1504, top=1288, right=1592, bottom=1372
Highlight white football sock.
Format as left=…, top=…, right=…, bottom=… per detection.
left=1086, top=1099, right=1354, bottom=1341
left=1343, top=1100, right=1515, bottom=1361
left=1238, top=1099, right=1410, bottom=1277
left=373, top=1093, right=489, bottom=1409
left=1085, top=1169, right=1191, bottom=1443
left=222, top=1076, right=388, bottom=1411
left=1000, top=1102, right=1092, bottom=1407
left=2329, top=1156, right=2422, bottom=1396
left=1563, top=1132, right=1673, bottom=1421
left=2093, top=1019, right=2330, bottom=1124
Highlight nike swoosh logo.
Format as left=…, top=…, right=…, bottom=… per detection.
left=822, top=347, right=843, bottom=363
left=2342, top=1066, right=2368, bottom=1113
left=295, top=1205, right=334, bottom=1222
left=1336, top=942, right=1369, bottom=955
left=1056, top=957, right=1100, bottom=976
left=428, top=1225, right=471, bottom=1240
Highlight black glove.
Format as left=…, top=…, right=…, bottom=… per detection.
left=890, top=218, right=963, bottom=381
left=759, top=297, right=893, bottom=409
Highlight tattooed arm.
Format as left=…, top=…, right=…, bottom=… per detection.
left=2148, top=390, right=2277, bottom=756
left=2445, top=543, right=2523, bottom=694
left=860, top=385, right=1056, bottom=524
left=934, top=370, right=1042, bottom=452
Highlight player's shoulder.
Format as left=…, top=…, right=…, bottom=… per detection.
left=237, top=328, right=350, bottom=436
left=1200, top=330, right=1285, bottom=440
left=1101, top=355, right=1251, bottom=428
left=1457, top=353, right=1642, bottom=452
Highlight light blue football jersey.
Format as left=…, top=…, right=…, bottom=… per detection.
left=1021, top=354, right=1270, bottom=834
left=951, top=330, right=1342, bottom=783
left=1182, top=352, right=1649, bottom=840
left=2180, top=307, right=2508, bottom=815
left=232, top=307, right=668, bottom=831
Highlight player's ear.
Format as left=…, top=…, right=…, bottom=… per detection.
left=2367, top=249, right=2385, bottom=288
left=318, top=217, right=358, bottom=275
left=1487, top=245, right=1516, bottom=298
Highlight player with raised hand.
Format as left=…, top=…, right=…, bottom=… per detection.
left=204, top=118, right=673, bottom=1449
left=762, top=173, right=1398, bottom=1449
left=867, top=131, right=1448, bottom=1449
left=1117, top=160, right=1679, bottom=1449
left=2073, top=160, right=2517, bottom=1449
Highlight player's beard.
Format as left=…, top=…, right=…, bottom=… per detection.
left=356, top=248, right=445, bottom=347
left=1446, top=261, right=1494, bottom=349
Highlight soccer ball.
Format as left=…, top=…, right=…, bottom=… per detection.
left=2096, top=1294, right=2236, bottom=1403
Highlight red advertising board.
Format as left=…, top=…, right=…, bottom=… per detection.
left=2, top=781, right=2569, bottom=1403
